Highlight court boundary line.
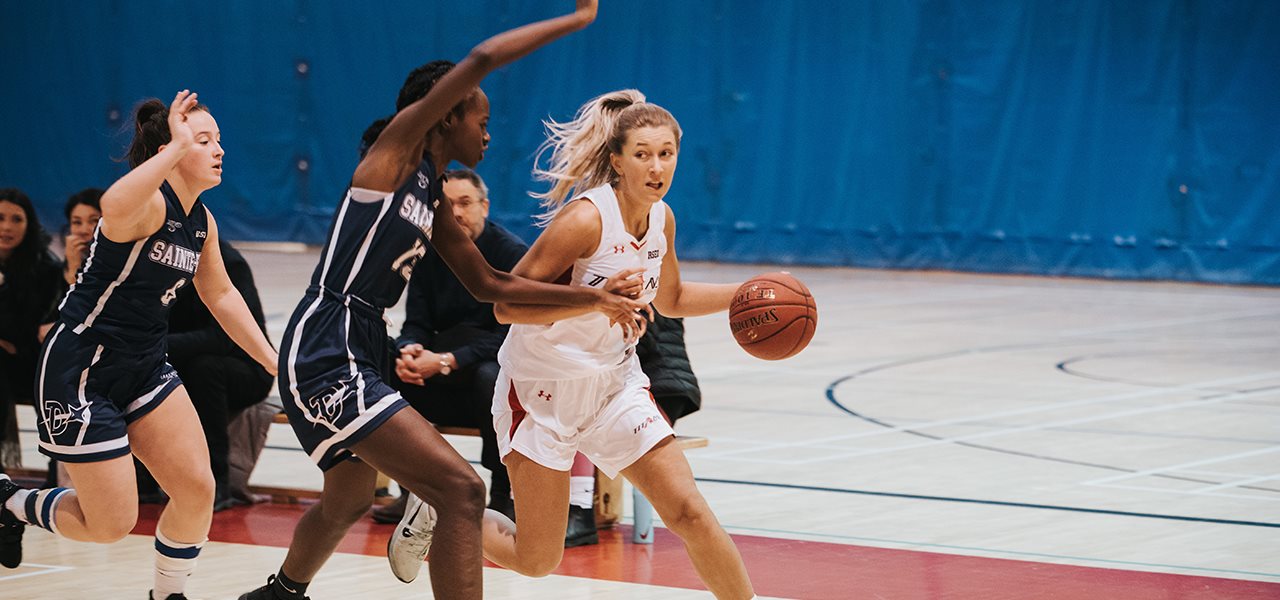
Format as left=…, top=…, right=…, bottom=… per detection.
left=692, top=476, right=1280, bottom=528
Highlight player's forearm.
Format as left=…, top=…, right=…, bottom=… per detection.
left=662, top=282, right=738, bottom=318
left=207, top=290, right=278, bottom=374
left=494, top=301, right=594, bottom=325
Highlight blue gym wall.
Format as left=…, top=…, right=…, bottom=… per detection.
left=2, top=1, right=1277, bottom=284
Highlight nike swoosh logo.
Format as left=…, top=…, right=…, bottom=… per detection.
left=639, top=531, right=649, bottom=539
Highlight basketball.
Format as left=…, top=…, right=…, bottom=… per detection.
left=728, top=272, right=817, bottom=360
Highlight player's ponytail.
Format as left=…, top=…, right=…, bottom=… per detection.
left=120, top=97, right=208, bottom=168
left=531, top=89, right=643, bottom=225
left=532, top=89, right=682, bottom=226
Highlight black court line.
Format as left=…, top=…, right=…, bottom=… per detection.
left=825, top=346, right=1280, bottom=494
left=1056, top=351, right=1279, bottom=393
left=257, top=447, right=1280, bottom=530
left=692, top=476, right=1280, bottom=529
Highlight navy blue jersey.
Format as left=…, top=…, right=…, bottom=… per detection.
left=308, top=156, right=440, bottom=309
left=58, top=181, right=209, bottom=350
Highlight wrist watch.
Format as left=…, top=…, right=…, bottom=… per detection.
left=439, top=352, right=454, bottom=375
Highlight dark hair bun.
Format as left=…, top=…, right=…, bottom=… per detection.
left=134, top=99, right=168, bottom=133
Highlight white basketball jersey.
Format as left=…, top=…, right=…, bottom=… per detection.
left=499, top=184, right=667, bottom=380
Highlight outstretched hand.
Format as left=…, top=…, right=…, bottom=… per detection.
left=167, top=90, right=200, bottom=150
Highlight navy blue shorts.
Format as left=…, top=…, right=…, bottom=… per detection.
left=279, top=293, right=409, bottom=471
left=36, top=322, right=182, bottom=463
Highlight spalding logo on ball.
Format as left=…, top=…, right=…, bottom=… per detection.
left=728, top=272, right=817, bottom=360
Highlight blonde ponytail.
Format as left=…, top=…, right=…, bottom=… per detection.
left=531, top=89, right=646, bottom=225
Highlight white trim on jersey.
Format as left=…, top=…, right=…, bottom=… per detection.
left=343, top=304, right=368, bottom=413
left=123, top=380, right=171, bottom=416
left=38, top=435, right=129, bottom=457
left=59, top=229, right=101, bottom=311
left=286, top=192, right=353, bottom=434
left=341, top=193, right=395, bottom=295
left=36, top=323, right=66, bottom=434
left=74, top=238, right=146, bottom=333
left=316, top=191, right=356, bottom=288
left=73, top=344, right=104, bottom=447
left=285, top=294, right=340, bottom=433
left=308, top=392, right=401, bottom=464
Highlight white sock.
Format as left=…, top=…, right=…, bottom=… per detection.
left=4, top=489, right=32, bottom=520
left=11, top=487, right=72, bottom=534
left=153, top=529, right=205, bottom=598
left=569, top=475, right=594, bottom=509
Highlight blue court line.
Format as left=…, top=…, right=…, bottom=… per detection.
left=719, top=524, right=1280, bottom=580
left=693, top=476, right=1280, bottom=529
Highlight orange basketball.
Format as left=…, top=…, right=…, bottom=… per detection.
left=728, top=272, right=817, bottom=360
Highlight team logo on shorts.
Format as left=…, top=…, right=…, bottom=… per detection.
left=42, top=400, right=77, bottom=436
left=307, top=379, right=354, bottom=425
left=537, top=389, right=552, bottom=401
left=632, top=415, right=659, bottom=435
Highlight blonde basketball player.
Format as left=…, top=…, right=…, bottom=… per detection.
left=390, top=89, right=756, bottom=599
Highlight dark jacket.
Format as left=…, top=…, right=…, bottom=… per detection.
left=395, top=220, right=527, bottom=368
left=635, top=310, right=702, bottom=423
left=166, top=239, right=271, bottom=364
left=0, top=250, right=63, bottom=403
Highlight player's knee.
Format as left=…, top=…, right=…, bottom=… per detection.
left=87, top=513, right=138, bottom=543
left=169, top=467, right=216, bottom=508
left=454, top=471, right=487, bottom=509
left=419, top=468, right=486, bottom=515
left=659, top=497, right=715, bottom=539
left=516, top=549, right=564, bottom=578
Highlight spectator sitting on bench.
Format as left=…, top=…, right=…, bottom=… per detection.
left=0, top=188, right=64, bottom=473
left=377, top=168, right=526, bottom=523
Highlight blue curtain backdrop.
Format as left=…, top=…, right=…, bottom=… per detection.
left=2, top=1, right=1276, bottom=284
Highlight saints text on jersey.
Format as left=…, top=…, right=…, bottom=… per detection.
left=148, top=240, right=201, bottom=273
left=399, top=193, right=435, bottom=238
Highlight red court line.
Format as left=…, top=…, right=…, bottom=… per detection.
left=134, top=503, right=1280, bottom=599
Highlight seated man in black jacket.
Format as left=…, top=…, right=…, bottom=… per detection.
left=162, top=238, right=274, bottom=510
left=381, top=169, right=527, bottom=521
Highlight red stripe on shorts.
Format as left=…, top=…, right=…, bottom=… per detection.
left=644, top=385, right=672, bottom=424
left=507, top=383, right=527, bottom=439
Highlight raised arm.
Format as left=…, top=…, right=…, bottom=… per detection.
left=192, top=213, right=279, bottom=376
left=100, top=91, right=199, bottom=242
left=353, top=0, right=598, bottom=192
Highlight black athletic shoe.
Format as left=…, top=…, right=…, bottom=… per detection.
left=0, top=475, right=26, bottom=569
left=239, top=575, right=309, bottom=600
left=564, top=505, right=598, bottom=547
left=149, top=593, right=189, bottom=600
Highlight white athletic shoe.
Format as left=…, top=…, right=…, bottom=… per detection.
left=387, top=493, right=437, bottom=584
